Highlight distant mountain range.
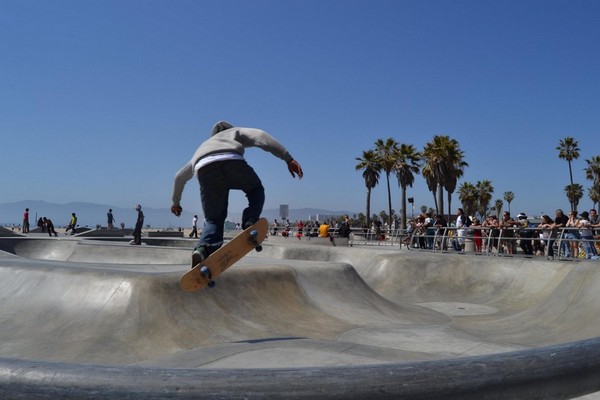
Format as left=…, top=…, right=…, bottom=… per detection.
left=0, top=201, right=354, bottom=229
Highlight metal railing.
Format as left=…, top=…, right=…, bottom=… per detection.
left=348, top=228, right=409, bottom=246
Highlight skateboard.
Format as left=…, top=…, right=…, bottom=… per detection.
left=179, top=218, right=268, bottom=292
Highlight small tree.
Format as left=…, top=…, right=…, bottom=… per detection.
left=565, top=184, right=584, bottom=211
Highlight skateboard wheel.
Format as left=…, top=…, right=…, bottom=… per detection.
left=207, top=281, right=216, bottom=288
left=255, top=245, right=263, bottom=252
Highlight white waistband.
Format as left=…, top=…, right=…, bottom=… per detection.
left=194, top=152, right=244, bottom=173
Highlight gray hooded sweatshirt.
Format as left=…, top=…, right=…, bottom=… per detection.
left=171, top=122, right=294, bottom=206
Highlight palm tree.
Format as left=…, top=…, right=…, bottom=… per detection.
left=422, top=136, right=450, bottom=216
left=422, top=135, right=467, bottom=220
left=584, top=156, right=600, bottom=207
left=588, top=187, right=600, bottom=210
left=375, top=138, right=400, bottom=228
left=458, top=182, right=478, bottom=218
left=355, top=150, right=380, bottom=229
left=565, top=184, right=584, bottom=211
left=394, top=144, right=422, bottom=229
left=503, top=191, right=515, bottom=214
left=475, top=180, right=494, bottom=219
left=421, top=164, right=439, bottom=213
left=444, top=151, right=468, bottom=222
left=556, top=137, right=580, bottom=211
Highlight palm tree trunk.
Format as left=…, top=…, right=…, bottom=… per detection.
left=447, top=191, right=452, bottom=223
left=568, top=161, right=575, bottom=211
left=366, top=188, right=371, bottom=229
left=437, top=184, right=444, bottom=216
left=401, top=187, right=407, bottom=230
left=386, top=172, right=392, bottom=228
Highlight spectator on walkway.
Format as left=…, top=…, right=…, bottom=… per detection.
left=22, top=208, right=30, bottom=233
left=338, top=215, right=351, bottom=239
left=189, top=215, right=199, bottom=238
left=500, top=212, right=518, bottom=255
left=296, top=220, right=303, bottom=239
left=319, top=221, right=330, bottom=237
left=107, top=209, right=116, bottom=229
left=517, top=213, right=533, bottom=255
left=539, top=215, right=556, bottom=259
left=578, top=211, right=597, bottom=259
left=131, top=204, right=144, bottom=245
left=482, top=214, right=500, bottom=252
left=453, top=208, right=469, bottom=251
left=564, top=211, right=581, bottom=258
left=472, top=218, right=483, bottom=253
left=434, top=214, right=448, bottom=250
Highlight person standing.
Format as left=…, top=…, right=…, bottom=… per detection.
left=107, top=209, right=116, bottom=229
left=170, top=121, right=303, bottom=267
left=517, top=213, right=533, bottom=255
left=131, top=204, right=144, bottom=245
left=189, top=215, right=199, bottom=238
left=22, top=208, right=30, bottom=233
left=453, top=208, right=469, bottom=251
left=338, top=215, right=351, bottom=238
left=552, top=209, right=570, bottom=257
left=578, top=211, right=597, bottom=259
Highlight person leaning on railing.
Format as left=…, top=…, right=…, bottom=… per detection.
left=516, top=213, right=534, bottom=255
left=539, top=215, right=557, bottom=259
left=500, top=212, right=518, bottom=255
left=565, top=211, right=581, bottom=258
left=579, top=211, right=598, bottom=259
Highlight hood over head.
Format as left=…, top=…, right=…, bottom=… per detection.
left=211, top=121, right=234, bottom=136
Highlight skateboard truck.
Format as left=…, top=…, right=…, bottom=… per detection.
left=199, top=266, right=216, bottom=288
left=248, top=229, right=263, bottom=252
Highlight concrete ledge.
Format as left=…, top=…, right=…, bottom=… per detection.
left=2, top=337, right=600, bottom=399
left=0, top=227, right=23, bottom=237
left=147, top=231, right=184, bottom=238
left=77, top=229, right=126, bottom=238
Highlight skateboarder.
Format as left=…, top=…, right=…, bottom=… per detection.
left=65, top=213, right=77, bottom=235
left=170, top=121, right=303, bottom=267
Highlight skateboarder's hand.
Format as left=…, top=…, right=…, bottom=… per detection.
left=171, top=205, right=182, bottom=216
left=287, top=159, right=303, bottom=179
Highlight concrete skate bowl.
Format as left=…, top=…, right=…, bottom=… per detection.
left=1, top=237, right=600, bottom=399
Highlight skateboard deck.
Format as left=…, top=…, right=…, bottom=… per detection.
left=179, top=218, right=268, bottom=292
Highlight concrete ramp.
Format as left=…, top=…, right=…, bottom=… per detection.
left=1, top=238, right=600, bottom=398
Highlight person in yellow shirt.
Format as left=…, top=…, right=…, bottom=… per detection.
left=319, top=221, right=330, bottom=237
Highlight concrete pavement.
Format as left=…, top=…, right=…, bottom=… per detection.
left=1, top=236, right=600, bottom=398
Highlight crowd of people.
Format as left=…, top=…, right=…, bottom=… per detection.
left=270, top=215, right=352, bottom=240
left=406, top=208, right=600, bottom=260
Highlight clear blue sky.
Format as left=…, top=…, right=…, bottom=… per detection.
left=1, top=0, right=599, bottom=222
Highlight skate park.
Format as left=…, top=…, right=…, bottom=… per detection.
left=1, top=231, right=600, bottom=399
